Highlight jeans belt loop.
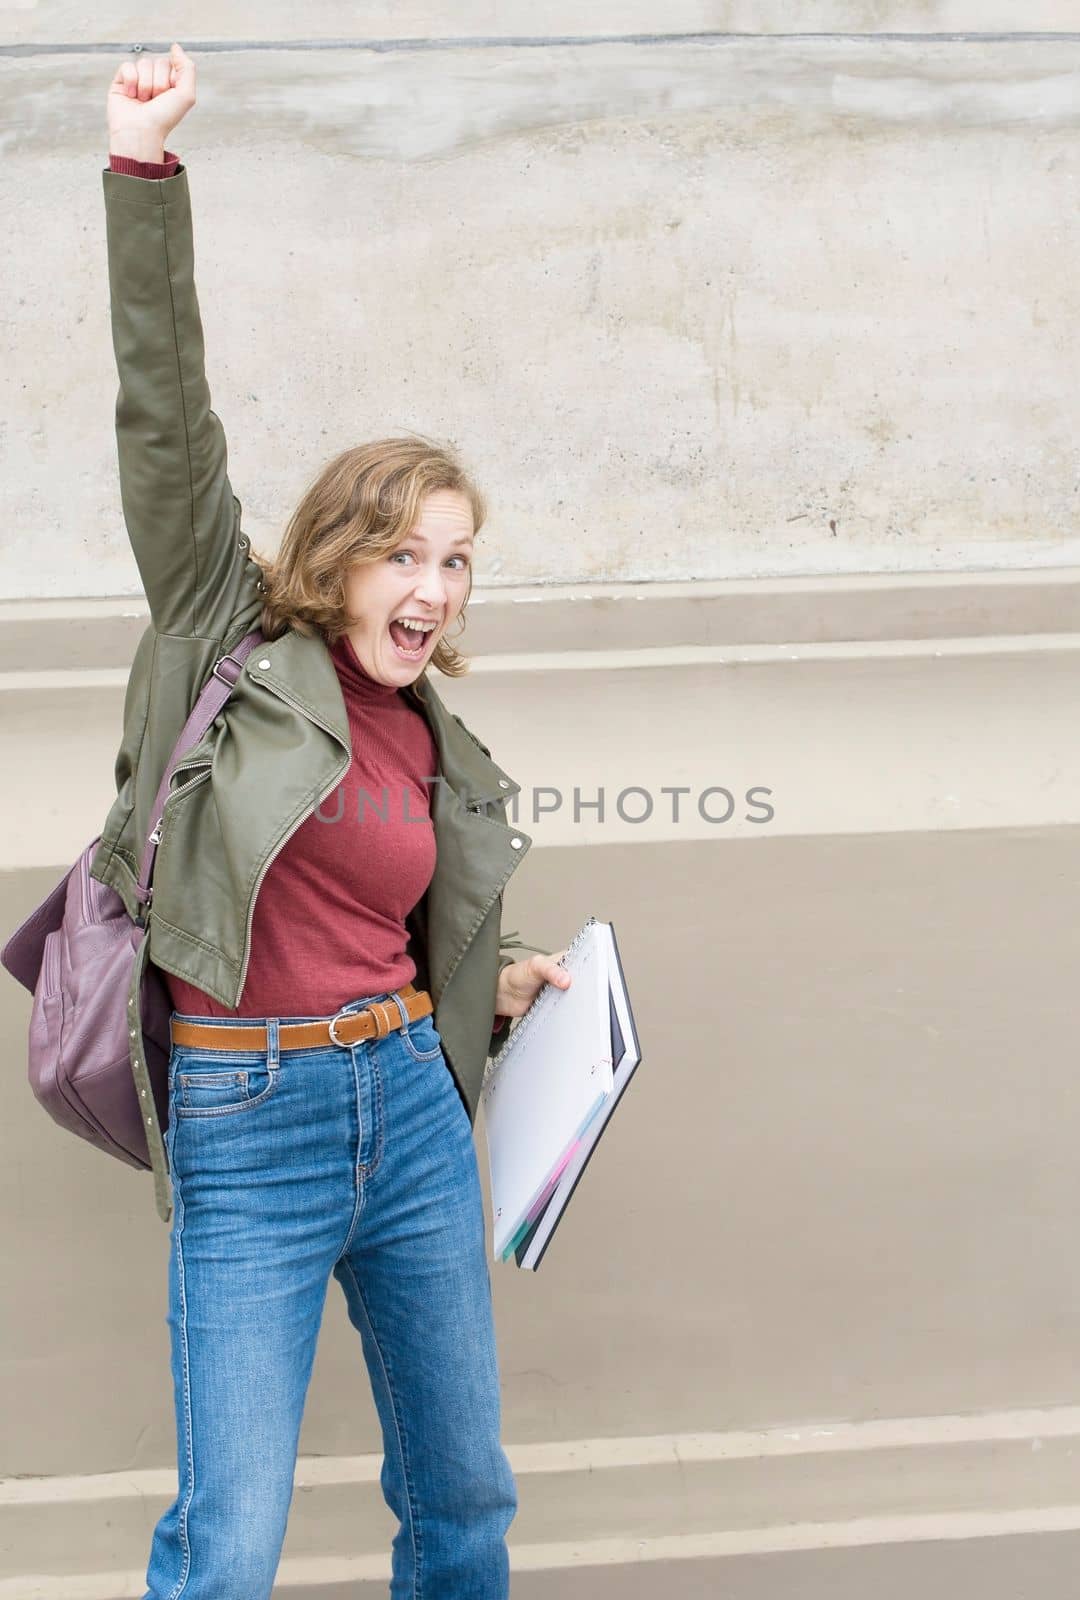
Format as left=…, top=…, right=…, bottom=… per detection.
left=266, top=1017, right=280, bottom=1069
left=369, top=998, right=396, bottom=1039
left=389, top=990, right=412, bottom=1032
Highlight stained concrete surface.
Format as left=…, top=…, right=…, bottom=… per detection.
left=4, top=24, right=1080, bottom=598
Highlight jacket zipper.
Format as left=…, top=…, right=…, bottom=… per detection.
left=146, top=767, right=213, bottom=859
left=170, top=757, right=211, bottom=785
left=171, top=765, right=211, bottom=792
left=234, top=678, right=350, bottom=1000
left=165, top=767, right=212, bottom=809
left=147, top=762, right=213, bottom=847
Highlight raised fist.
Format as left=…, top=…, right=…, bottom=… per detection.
left=106, top=41, right=196, bottom=158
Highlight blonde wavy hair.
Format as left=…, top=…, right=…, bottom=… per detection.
left=249, top=434, right=486, bottom=679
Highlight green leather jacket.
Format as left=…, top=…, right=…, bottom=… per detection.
left=92, top=163, right=539, bottom=1223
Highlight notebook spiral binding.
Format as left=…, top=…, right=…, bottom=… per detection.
left=482, top=915, right=599, bottom=1096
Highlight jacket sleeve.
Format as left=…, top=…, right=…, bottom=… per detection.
left=102, top=159, right=253, bottom=639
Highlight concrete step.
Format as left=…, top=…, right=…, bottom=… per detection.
left=2, top=572, right=1079, bottom=673
left=7, top=1410, right=1080, bottom=1597
left=2, top=624, right=1079, bottom=872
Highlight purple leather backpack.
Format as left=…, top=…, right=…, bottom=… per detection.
left=0, top=627, right=265, bottom=1224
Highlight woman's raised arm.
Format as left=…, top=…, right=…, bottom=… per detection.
left=103, top=43, right=255, bottom=640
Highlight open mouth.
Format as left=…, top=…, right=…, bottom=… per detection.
left=388, top=618, right=438, bottom=660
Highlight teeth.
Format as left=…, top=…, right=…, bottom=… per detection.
left=397, top=619, right=436, bottom=632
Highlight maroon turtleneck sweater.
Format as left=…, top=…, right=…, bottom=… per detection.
left=167, top=630, right=439, bottom=1017
left=109, top=148, right=510, bottom=1035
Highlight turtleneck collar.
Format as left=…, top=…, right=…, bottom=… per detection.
left=329, top=630, right=402, bottom=703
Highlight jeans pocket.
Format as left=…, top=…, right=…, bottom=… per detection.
left=399, top=1015, right=444, bottom=1064
left=173, top=1052, right=280, bottom=1117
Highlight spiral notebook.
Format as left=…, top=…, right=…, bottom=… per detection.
left=481, top=917, right=642, bottom=1269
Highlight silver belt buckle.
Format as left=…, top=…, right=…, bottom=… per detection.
left=327, top=1009, right=352, bottom=1048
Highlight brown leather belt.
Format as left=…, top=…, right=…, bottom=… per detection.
left=169, top=983, right=434, bottom=1052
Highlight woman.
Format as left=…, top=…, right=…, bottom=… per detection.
left=100, top=41, right=571, bottom=1600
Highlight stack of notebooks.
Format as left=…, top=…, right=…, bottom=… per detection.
left=481, top=916, right=641, bottom=1270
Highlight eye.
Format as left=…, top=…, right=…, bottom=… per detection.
left=390, top=550, right=471, bottom=570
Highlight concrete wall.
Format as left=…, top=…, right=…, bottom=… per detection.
left=2, top=9, right=1079, bottom=599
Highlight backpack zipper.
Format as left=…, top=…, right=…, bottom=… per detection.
left=42, top=929, right=61, bottom=997
left=78, top=852, right=96, bottom=926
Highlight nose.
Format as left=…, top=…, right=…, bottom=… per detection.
left=412, top=562, right=448, bottom=613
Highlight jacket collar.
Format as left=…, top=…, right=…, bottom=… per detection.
left=252, top=627, right=521, bottom=808
left=402, top=674, right=521, bottom=809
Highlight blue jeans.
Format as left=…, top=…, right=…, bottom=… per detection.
left=144, top=990, right=517, bottom=1600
